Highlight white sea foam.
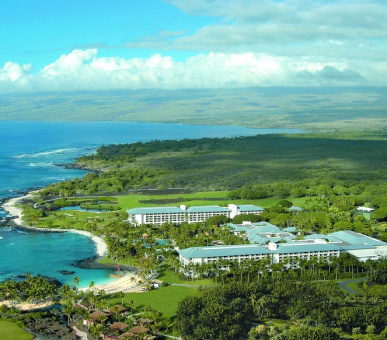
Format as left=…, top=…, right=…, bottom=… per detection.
left=32, top=148, right=77, bottom=157
left=14, top=154, right=30, bottom=159
left=28, top=162, right=55, bottom=167
left=15, top=148, right=78, bottom=159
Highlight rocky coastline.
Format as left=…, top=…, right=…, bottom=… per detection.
left=56, top=162, right=99, bottom=173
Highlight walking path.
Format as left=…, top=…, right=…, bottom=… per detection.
left=73, top=326, right=88, bottom=340
left=338, top=278, right=367, bottom=295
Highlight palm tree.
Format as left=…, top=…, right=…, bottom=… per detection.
left=250, top=293, right=257, bottom=309
left=63, top=301, right=75, bottom=326
left=73, top=276, right=81, bottom=286
left=128, top=299, right=136, bottom=314
left=110, top=305, right=122, bottom=322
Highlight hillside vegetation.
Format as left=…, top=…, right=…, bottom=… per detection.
left=1, top=87, right=386, bottom=131
left=69, top=131, right=387, bottom=191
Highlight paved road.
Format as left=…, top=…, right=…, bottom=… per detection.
left=338, top=278, right=367, bottom=295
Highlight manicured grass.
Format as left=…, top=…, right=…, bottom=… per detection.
left=107, top=285, right=198, bottom=318
left=346, top=281, right=365, bottom=295
left=116, top=191, right=313, bottom=210
left=227, top=196, right=312, bottom=209
left=0, top=321, right=33, bottom=340
left=33, top=208, right=121, bottom=230
left=157, top=265, right=214, bottom=286
left=116, top=191, right=229, bottom=210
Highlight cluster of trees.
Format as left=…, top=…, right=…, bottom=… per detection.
left=71, top=133, right=387, bottom=191
left=0, top=274, right=58, bottom=306
left=103, top=219, right=248, bottom=272
left=369, top=259, right=387, bottom=285
left=228, top=181, right=387, bottom=200
left=39, top=168, right=160, bottom=196
left=177, top=279, right=387, bottom=340
left=232, top=193, right=387, bottom=237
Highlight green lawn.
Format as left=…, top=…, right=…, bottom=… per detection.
left=116, top=191, right=229, bottom=210
left=107, top=285, right=198, bottom=318
left=345, top=281, right=365, bottom=295
left=157, top=265, right=215, bottom=286
left=0, top=321, right=33, bottom=340
left=116, top=191, right=313, bottom=210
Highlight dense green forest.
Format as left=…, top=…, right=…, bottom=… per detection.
left=39, top=130, right=387, bottom=194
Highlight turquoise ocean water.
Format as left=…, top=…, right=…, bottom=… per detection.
left=0, top=121, right=304, bottom=287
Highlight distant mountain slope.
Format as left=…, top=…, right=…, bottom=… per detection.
left=1, top=87, right=386, bottom=131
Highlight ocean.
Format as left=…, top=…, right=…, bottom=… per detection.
left=0, top=121, right=304, bottom=286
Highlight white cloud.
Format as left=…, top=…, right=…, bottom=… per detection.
left=2, top=1, right=386, bottom=92
left=42, top=49, right=97, bottom=76
left=0, top=48, right=386, bottom=92
left=0, top=62, right=31, bottom=81
left=161, top=0, right=387, bottom=70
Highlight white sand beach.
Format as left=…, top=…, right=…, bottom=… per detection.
left=2, top=192, right=37, bottom=226
left=79, top=272, right=141, bottom=294
left=0, top=299, right=54, bottom=311
left=68, top=229, right=108, bottom=257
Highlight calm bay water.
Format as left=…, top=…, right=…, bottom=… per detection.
left=0, top=121, right=304, bottom=286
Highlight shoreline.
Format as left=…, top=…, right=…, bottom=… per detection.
left=79, top=271, right=142, bottom=294
left=1, top=192, right=143, bottom=293
left=1, top=192, right=109, bottom=264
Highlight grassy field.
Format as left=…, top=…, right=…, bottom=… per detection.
left=107, top=285, right=198, bottom=318
left=157, top=265, right=215, bottom=286
left=0, top=321, right=33, bottom=340
left=345, top=281, right=366, bottom=295
left=116, top=191, right=311, bottom=210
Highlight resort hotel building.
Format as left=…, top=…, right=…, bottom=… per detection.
left=178, top=228, right=387, bottom=268
left=127, top=204, right=264, bottom=226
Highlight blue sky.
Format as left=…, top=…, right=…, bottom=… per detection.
left=1, top=0, right=387, bottom=92
left=2, top=0, right=213, bottom=68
